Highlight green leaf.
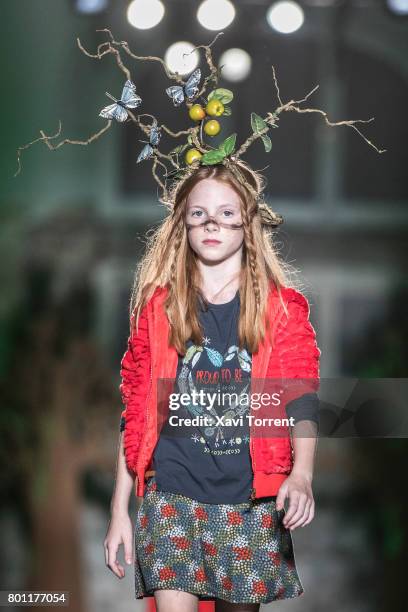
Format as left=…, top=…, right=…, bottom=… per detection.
left=169, top=145, right=182, bottom=155
left=219, top=133, right=237, bottom=156
left=170, top=143, right=189, bottom=155
left=222, top=105, right=232, bottom=116
left=208, top=88, right=234, bottom=105
left=187, top=134, right=193, bottom=145
left=261, top=134, right=272, bottom=152
left=201, top=149, right=227, bottom=165
left=251, top=112, right=268, bottom=134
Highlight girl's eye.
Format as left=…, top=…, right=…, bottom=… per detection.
left=189, top=209, right=236, bottom=219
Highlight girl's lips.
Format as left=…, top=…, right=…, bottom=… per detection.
left=202, top=239, right=221, bottom=245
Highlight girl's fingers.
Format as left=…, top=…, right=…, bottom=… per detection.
left=275, top=485, right=288, bottom=512
left=284, top=494, right=307, bottom=528
left=116, top=562, right=126, bottom=577
left=107, top=544, right=124, bottom=578
left=289, top=498, right=312, bottom=530
left=123, top=537, right=134, bottom=565
left=282, top=492, right=300, bottom=525
left=301, top=499, right=315, bottom=527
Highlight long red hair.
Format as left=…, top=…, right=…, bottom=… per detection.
left=129, top=160, right=303, bottom=355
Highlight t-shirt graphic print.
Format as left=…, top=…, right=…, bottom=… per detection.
left=152, top=290, right=255, bottom=503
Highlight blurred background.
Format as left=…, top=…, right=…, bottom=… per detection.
left=1, top=1, right=407, bottom=611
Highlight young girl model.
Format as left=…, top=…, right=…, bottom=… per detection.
left=105, top=159, right=321, bottom=611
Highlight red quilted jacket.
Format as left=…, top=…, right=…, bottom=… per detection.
left=119, top=282, right=320, bottom=499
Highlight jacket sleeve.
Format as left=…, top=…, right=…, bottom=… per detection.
left=274, top=289, right=321, bottom=419
left=286, top=392, right=320, bottom=425
left=119, top=303, right=151, bottom=473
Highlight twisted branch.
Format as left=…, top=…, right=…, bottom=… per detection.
left=15, top=29, right=223, bottom=178
left=235, top=66, right=386, bottom=157
left=14, top=119, right=112, bottom=177
left=15, top=28, right=386, bottom=208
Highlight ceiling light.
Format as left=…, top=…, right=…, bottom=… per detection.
left=74, top=0, right=108, bottom=14
left=218, top=48, right=252, bottom=82
left=127, top=0, right=165, bottom=30
left=197, top=0, right=236, bottom=30
left=164, top=41, right=200, bottom=76
left=266, top=1, right=304, bottom=34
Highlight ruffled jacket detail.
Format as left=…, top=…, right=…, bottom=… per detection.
left=119, top=305, right=151, bottom=475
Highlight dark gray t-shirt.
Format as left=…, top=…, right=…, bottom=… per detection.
left=153, top=289, right=254, bottom=503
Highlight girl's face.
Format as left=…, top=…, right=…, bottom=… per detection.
left=185, top=178, right=244, bottom=264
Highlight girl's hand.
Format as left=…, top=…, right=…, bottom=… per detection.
left=103, top=512, right=134, bottom=578
left=275, top=472, right=315, bottom=531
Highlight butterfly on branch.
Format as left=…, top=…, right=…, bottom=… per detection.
left=137, top=119, right=162, bottom=163
left=166, top=68, right=201, bottom=107
left=99, top=80, right=142, bottom=123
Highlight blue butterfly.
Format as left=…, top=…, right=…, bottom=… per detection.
left=99, top=80, right=142, bottom=123
left=136, top=119, right=162, bottom=163
left=166, top=68, right=201, bottom=107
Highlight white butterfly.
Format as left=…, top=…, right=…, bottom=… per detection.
left=137, top=119, right=162, bottom=163
left=99, top=80, right=142, bottom=123
left=166, top=68, right=201, bottom=107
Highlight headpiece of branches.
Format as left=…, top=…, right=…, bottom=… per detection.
left=15, top=29, right=386, bottom=228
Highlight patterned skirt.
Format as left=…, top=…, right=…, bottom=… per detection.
left=134, top=475, right=304, bottom=604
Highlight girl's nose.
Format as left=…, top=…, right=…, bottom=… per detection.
left=204, top=217, right=220, bottom=229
